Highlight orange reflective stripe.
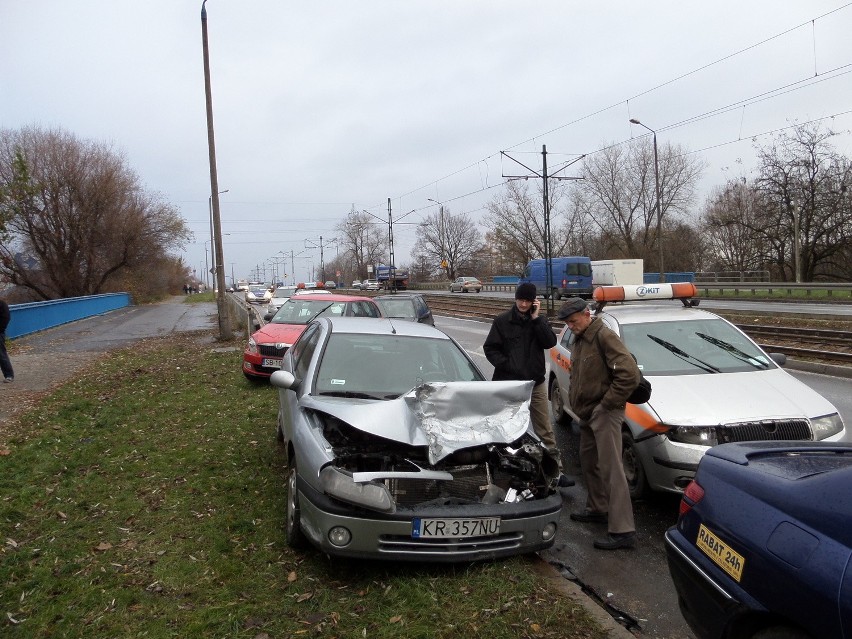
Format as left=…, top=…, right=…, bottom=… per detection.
left=550, top=348, right=571, bottom=372
left=625, top=403, right=667, bottom=432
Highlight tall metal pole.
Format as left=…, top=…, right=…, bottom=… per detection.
left=629, top=119, right=665, bottom=283
left=542, top=145, right=554, bottom=312
left=387, top=198, right=396, bottom=292
left=201, top=0, right=232, bottom=339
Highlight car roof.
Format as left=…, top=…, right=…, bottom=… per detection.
left=374, top=293, right=422, bottom=300
left=288, top=293, right=376, bottom=302
left=318, top=316, right=446, bottom=338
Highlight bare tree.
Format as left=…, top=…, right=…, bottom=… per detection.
left=0, top=126, right=191, bottom=301
left=572, top=139, right=704, bottom=272
left=482, top=180, right=592, bottom=273
left=413, top=207, right=482, bottom=280
left=334, top=206, right=387, bottom=280
left=754, top=123, right=852, bottom=281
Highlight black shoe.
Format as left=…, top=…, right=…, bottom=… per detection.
left=593, top=532, right=637, bottom=550
left=570, top=509, right=608, bottom=523
left=557, top=475, right=575, bottom=488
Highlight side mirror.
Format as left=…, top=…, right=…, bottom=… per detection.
left=768, top=352, right=787, bottom=366
left=263, top=312, right=273, bottom=322
left=270, top=370, right=299, bottom=391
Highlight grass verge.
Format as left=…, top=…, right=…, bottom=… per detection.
left=1, top=330, right=608, bottom=639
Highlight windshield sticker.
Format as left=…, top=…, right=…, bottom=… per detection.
left=330, top=379, right=346, bottom=385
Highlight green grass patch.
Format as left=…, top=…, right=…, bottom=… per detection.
left=1, top=332, right=607, bottom=638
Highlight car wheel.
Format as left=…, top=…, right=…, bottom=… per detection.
left=751, top=627, right=811, bottom=639
left=285, top=459, right=308, bottom=549
left=621, top=430, right=649, bottom=500
left=549, top=378, right=569, bottom=426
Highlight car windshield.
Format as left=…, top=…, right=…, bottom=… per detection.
left=272, top=299, right=342, bottom=324
left=620, top=317, right=773, bottom=376
left=375, top=299, right=416, bottom=319
left=314, top=333, right=483, bottom=398
left=272, top=287, right=297, bottom=300
left=249, top=287, right=266, bottom=296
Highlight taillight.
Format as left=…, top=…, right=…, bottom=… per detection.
left=678, top=480, right=705, bottom=516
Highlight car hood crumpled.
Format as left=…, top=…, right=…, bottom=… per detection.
left=299, top=380, right=534, bottom=463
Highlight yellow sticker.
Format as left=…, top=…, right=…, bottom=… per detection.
left=696, top=524, right=745, bottom=582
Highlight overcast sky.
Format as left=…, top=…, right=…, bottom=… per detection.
left=2, top=1, right=851, bottom=285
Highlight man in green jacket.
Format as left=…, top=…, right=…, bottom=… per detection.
left=559, top=297, right=640, bottom=550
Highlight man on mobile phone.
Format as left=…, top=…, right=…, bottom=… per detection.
left=484, top=283, right=573, bottom=488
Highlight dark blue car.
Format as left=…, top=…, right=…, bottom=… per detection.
left=665, top=441, right=852, bottom=639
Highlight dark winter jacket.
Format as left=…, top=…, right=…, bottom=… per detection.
left=0, top=300, right=10, bottom=334
left=483, top=305, right=556, bottom=385
left=567, top=316, right=640, bottom=421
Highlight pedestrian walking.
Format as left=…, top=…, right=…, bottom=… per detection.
left=0, top=297, right=14, bottom=383
left=558, top=297, right=640, bottom=550
left=484, top=283, right=574, bottom=488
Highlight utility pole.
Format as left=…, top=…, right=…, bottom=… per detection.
left=501, top=146, right=585, bottom=314
left=200, top=0, right=231, bottom=339
left=305, top=237, right=336, bottom=284
left=362, top=203, right=417, bottom=293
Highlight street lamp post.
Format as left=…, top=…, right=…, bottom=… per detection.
left=203, top=240, right=211, bottom=289
left=200, top=0, right=232, bottom=339
left=629, top=118, right=665, bottom=283
left=427, top=198, right=447, bottom=276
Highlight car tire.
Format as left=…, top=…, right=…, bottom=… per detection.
left=621, top=430, right=649, bottom=500
left=751, top=627, right=812, bottom=639
left=549, top=378, right=570, bottom=426
left=286, top=459, right=308, bottom=549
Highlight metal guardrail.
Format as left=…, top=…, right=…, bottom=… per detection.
left=6, top=293, right=132, bottom=339
left=694, top=282, right=852, bottom=298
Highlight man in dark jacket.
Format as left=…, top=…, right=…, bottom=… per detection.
left=484, top=283, right=572, bottom=487
left=0, top=298, right=14, bottom=382
left=559, top=297, right=640, bottom=550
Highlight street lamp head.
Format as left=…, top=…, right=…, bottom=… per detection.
left=629, top=118, right=641, bottom=124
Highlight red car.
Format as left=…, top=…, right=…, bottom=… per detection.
left=242, top=294, right=382, bottom=381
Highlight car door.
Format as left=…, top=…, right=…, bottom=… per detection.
left=280, top=324, right=321, bottom=445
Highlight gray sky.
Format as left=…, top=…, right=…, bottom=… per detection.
left=2, top=1, right=851, bottom=285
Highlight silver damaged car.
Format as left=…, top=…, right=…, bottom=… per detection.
left=271, top=316, right=563, bottom=562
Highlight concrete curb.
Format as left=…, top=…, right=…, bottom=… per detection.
left=532, top=558, right=637, bottom=638
left=784, top=358, right=852, bottom=379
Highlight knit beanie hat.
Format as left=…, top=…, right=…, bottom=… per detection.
left=515, top=283, right=537, bottom=301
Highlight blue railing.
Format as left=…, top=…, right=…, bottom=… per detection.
left=6, top=293, right=132, bottom=339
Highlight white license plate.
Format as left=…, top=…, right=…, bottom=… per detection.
left=412, top=517, right=500, bottom=539
left=262, top=358, right=282, bottom=368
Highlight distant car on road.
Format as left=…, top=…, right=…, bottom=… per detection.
left=270, top=316, right=563, bottom=561
left=351, top=279, right=362, bottom=289
left=362, top=279, right=380, bottom=291
left=548, top=283, right=847, bottom=498
left=266, top=286, right=298, bottom=316
left=449, top=277, right=482, bottom=293
left=665, top=440, right=852, bottom=639
left=374, top=293, right=435, bottom=326
left=243, top=294, right=381, bottom=381
left=245, top=286, right=271, bottom=304
left=324, top=281, right=337, bottom=290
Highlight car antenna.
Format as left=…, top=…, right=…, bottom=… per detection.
left=388, top=318, right=397, bottom=334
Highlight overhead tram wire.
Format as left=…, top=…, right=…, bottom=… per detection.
left=377, top=5, right=851, bottom=218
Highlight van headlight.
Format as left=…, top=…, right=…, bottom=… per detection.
left=666, top=426, right=718, bottom=447
left=811, top=413, right=844, bottom=440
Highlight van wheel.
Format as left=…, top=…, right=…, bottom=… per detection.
left=621, top=431, right=649, bottom=500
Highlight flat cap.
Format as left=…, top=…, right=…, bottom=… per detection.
left=557, top=297, right=588, bottom=319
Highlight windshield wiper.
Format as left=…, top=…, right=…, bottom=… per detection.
left=317, top=390, right=383, bottom=400
left=694, top=332, right=769, bottom=369
left=647, top=334, right=721, bottom=373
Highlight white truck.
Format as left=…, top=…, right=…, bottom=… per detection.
left=591, top=259, right=644, bottom=286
